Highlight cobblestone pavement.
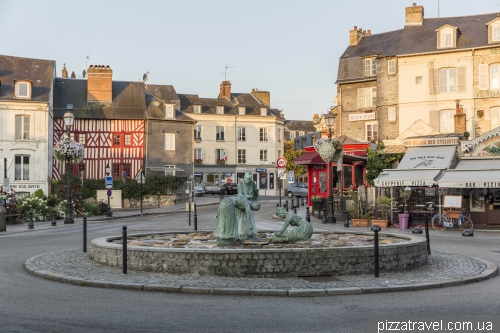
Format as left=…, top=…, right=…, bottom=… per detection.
left=24, top=249, right=497, bottom=297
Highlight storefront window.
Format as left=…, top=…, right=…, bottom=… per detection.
left=259, top=173, right=268, bottom=189
left=354, top=165, right=363, bottom=188
left=471, top=189, right=486, bottom=212
left=319, top=172, right=326, bottom=193
left=269, top=173, right=275, bottom=189
left=344, top=166, right=352, bottom=189
left=490, top=189, right=500, bottom=210
left=237, top=172, right=245, bottom=183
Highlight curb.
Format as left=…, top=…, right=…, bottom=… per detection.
left=23, top=255, right=497, bottom=297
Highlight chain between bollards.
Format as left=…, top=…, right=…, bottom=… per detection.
left=51, top=209, right=57, bottom=226
left=371, top=225, right=381, bottom=277
left=28, top=210, right=34, bottom=229
left=194, top=203, right=198, bottom=231
left=122, top=226, right=127, bottom=274
left=306, top=206, right=310, bottom=222
left=83, top=215, right=87, bottom=253
left=424, top=214, right=431, bottom=255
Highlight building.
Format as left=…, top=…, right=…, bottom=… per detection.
left=0, top=54, right=55, bottom=195
left=284, top=119, right=316, bottom=143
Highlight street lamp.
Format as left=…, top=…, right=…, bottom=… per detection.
left=324, top=112, right=337, bottom=224
left=105, top=164, right=112, bottom=217
left=63, top=104, right=75, bottom=224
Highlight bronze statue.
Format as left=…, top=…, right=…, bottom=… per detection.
left=272, top=207, right=313, bottom=243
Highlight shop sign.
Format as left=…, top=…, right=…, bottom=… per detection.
left=348, top=113, right=375, bottom=122
left=441, top=181, right=500, bottom=188
left=9, top=183, right=42, bottom=189
left=405, top=137, right=459, bottom=147
left=475, top=90, right=500, bottom=98
left=255, top=168, right=267, bottom=173
left=378, top=180, right=433, bottom=187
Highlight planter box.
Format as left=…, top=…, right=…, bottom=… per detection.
left=371, top=219, right=389, bottom=228
left=352, top=219, right=369, bottom=227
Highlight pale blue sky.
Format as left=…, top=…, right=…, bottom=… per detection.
left=1, top=0, right=498, bottom=120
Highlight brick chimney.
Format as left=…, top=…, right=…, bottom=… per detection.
left=218, top=80, right=231, bottom=100
left=62, top=63, right=68, bottom=78
left=71, top=71, right=76, bottom=79
left=313, top=114, right=319, bottom=123
left=405, top=3, right=424, bottom=26
left=454, top=100, right=466, bottom=133
left=251, top=88, right=271, bottom=106
left=349, top=26, right=366, bottom=46
left=87, top=65, right=113, bottom=102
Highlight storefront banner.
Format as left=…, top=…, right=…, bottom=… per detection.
left=348, top=113, right=375, bottom=122
left=377, top=180, right=435, bottom=187
left=438, top=181, right=500, bottom=188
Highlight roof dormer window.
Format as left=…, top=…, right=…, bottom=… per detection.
left=436, top=25, right=458, bottom=49
left=238, top=106, right=245, bottom=115
left=216, top=106, right=224, bottom=114
left=260, top=107, right=267, bottom=116
left=193, top=105, right=201, bottom=113
left=164, top=104, right=174, bottom=119
left=487, top=18, right=500, bottom=44
left=441, top=30, right=452, bottom=48
left=15, top=81, right=31, bottom=99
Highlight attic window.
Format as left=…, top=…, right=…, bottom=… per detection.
left=364, top=58, right=376, bottom=76
left=164, top=104, right=174, bottom=118
left=239, top=106, right=245, bottom=115
left=439, top=28, right=454, bottom=48
left=260, top=107, right=267, bottom=116
left=193, top=105, right=201, bottom=113
left=494, top=25, right=500, bottom=42
left=16, top=81, right=31, bottom=99
left=216, top=106, right=224, bottom=114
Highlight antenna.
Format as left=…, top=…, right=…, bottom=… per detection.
left=438, top=0, right=440, bottom=18
left=221, top=64, right=236, bottom=81
left=84, top=54, right=96, bottom=77
left=143, top=70, right=155, bottom=88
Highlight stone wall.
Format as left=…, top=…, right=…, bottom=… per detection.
left=91, top=231, right=428, bottom=278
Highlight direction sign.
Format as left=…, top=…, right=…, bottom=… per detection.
left=288, top=171, right=294, bottom=183
left=276, top=157, right=287, bottom=168
left=107, top=189, right=112, bottom=197
left=105, top=176, right=113, bottom=189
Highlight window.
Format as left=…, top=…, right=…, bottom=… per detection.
left=193, top=105, right=201, bottom=113
left=289, top=131, right=296, bottom=140
left=124, top=134, right=131, bottom=146
left=16, top=81, right=30, bottom=99
left=216, top=126, right=225, bottom=140
left=438, top=68, right=457, bottom=92
left=494, top=26, right=500, bottom=42
left=15, top=115, right=30, bottom=140
left=239, top=106, right=245, bottom=115
left=215, top=149, right=227, bottom=163
left=388, top=60, right=396, bottom=74
left=298, top=131, right=305, bottom=136
left=113, top=134, right=121, bottom=146
left=439, top=110, right=455, bottom=133
left=164, top=133, right=175, bottom=150
left=238, top=149, right=246, bottom=163
left=260, top=107, right=267, bottom=116
left=477, top=110, right=484, bottom=119
left=165, top=165, right=176, bottom=176
left=364, top=58, right=376, bottom=76
left=216, top=106, right=224, bottom=114
left=277, top=129, right=282, bottom=142
left=260, top=149, right=268, bottom=162
left=164, top=104, right=174, bottom=118
left=491, top=64, right=500, bottom=90
left=112, top=163, right=131, bottom=178
left=416, top=76, right=423, bottom=84
left=78, top=133, right=86, bottom=146
left=194, top=125, right=202, bottom=140
left=440, top=29, right=453, bottom=48
left=194, top=148, right=203, bottom=160
left=491, top=107, right=500, bottom=129
left=365, top=122, right=378, bottom=142
left=78, top=164, right=85, bottom=174
left=14, top=155, right=29, bottom=180
left=259, top=128, right=268, bottom=142
left=357, top=87, right=377, bottom=108
left=237, top=127, right=246, bottom=141
left=388, top=107, right=397, bottom=122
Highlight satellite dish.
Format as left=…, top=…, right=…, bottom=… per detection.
left=143, top=73, right=148, bottom=81
left=82, top=70, right=87, bottom=78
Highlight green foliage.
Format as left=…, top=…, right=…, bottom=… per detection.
left=375, top=196, right=392, bottom=220
left=17, top=194, right=52, bottom=222
left=33, top=189, right=45, bottom=199
left=284, top=141, right=307, bottom=177
left=365, top=143, right=404, bottom=186
left=487, top=146, right=500, bottom=155
left=82, top=198, right=104, bottom=216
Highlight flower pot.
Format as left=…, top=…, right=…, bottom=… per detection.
left=371, top=219, right=389, bottom=228
left=352, top=219, right=369, bottom=227
left=398, top=213, right=409, bottom=229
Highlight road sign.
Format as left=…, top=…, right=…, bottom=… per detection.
left=278, top=169, right=286, bottom=180
left=3, top=178, right=9, bottom=191
left=276, top=157, right=287, bottom=168
left=107, top=189, right=112, bottom=197
left=137, top=172, right=145, bottom=184
left=105, top=176, right=113, bottom=189
left=288, top=171, right=294, bottom=183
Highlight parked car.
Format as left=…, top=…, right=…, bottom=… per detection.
left=194, top=183, right=206, bottom=197
left=204, top=182, right=221, bottom=194
left=285, top=182, right=308, bottom=198
left=220, top=183, right=238, bottom=195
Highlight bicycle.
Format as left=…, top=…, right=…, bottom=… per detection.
left=431, top=208, right=473, bottom=230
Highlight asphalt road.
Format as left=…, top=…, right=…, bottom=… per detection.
left=1, top=203, right=500, bottom=333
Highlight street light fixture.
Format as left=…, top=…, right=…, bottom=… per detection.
left=324, top=112, right=337, bottom=224
left=105, top=164, right=112, bottom=217
left=64, top=104, right=75, bottom=224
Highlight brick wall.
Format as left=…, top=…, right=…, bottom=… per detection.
left=87, top=65, right=112, bottom=102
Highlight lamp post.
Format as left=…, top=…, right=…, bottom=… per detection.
left=105, top=164, right=111, bottom=217
left=64, top=105, right=75, bottom=224
left=324, top=112, right=337, bottom=224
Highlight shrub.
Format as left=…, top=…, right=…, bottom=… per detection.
left=82, top=198, right=104, bottom=216
left=16, top=194, right=52, bottom=222
left=33, top=189, right=45, bottom=199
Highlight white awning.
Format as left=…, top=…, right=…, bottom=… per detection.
left=437, top=169, right=500, bottom=188
left=397, top=145, right=457, bottom=169
left=374, top=169, right=442, bottom=187
left=455, top=159, right=500, bottom=169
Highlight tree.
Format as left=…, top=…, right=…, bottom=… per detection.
left=283, top=141, right=307, bottom=177
left=365, top=143, right=404, bottom=186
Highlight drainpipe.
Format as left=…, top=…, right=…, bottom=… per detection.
left=471, top=48, right=476, bottom=139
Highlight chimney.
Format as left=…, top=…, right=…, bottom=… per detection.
left=218, top=80, right=231, bottom=100
left=454, top=100, right=466, bottom=133
left=87, top=65, right=113, bottom=102
left=405, top=3, right=424, bottom=26
left=251, top=88, right=271, bottom=106
left=62, top=63, right=68, bottom=78
left=349, top=26, right=366, bottom=46
left=71, top=71, right=76, bottom=79
left=313, top=114, right=319, bottom=123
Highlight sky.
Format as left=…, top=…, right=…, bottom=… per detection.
left=1, top=0, right=499, bottom=120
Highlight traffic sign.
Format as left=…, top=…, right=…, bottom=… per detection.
left=276, top=157, right=287, bottom=168
left=278, top=169, right=286, bottom=180
left=107, top=189, right=112, bottom=197
left=3, top=178, right=9, bottom=191
left=288, top=171, right=294, bottom=183
left=105, top=176, right=113, bottom=189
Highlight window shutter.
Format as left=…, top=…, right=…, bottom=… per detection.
left=388, top=107, right=396, bottom=122
left=458, top=66, right=466, bottom=92
left=488, top=25, right=493, bottom=43
left=429, top=110, right=440, bottom=130
left=365, top=88, right=371, bottom=108
left=429, top=68, right=438, bottom=95
left=479, top=64, right=489, bottom=90
left=371, top=87, right=377, bottom=107
left=357, top=88, right=364, bottom=108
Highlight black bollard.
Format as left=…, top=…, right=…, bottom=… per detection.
left=371, top=225, right=381, bottom=277
left=276, top=203, right=280, bottom=209
left=83, top=215, right=87, bottom=253
left=306, top=206, right=310, bottom=222
left=424, top=214, right=431, bottom=255
left=344, top=211, right=350, bottom=228
left=285, top=200, right=288, bottom=212
left=188, top=201, right=191, bottom=226
left=28, top=210, right=34, bottom=229
left=122, top=226, right=127, bottom=274
left=194, top=203, right=198, bottom=231
left=301, top=197, right=305, bottom=207
left=291, top=198, right=295, bottom=211
left=219, top=189, right=224, bottom=201
left=51, top=209, right=57, bottom=226
left=293, top=204, right=297, bottom=214
left=322, top=208, right=327, bottom=224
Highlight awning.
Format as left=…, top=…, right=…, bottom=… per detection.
left=293, top=151, right=325, bottom=165
left=397, top=145, right=456, bottom=169
left=455, top=159, right=500, bottom=169
left=437, top=169, right=500, bottom=188
left=374, top=169, right=442, bottom=187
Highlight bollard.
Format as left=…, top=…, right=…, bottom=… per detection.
left=194, top=203, right=198, bottom=231
left=220, top=189, right=225, bottom=201
left=344, top=211, right=350, bottom=228
left=301, top=197, right=305, bottom=207
left=284, top=200, right=288, bottom=212
left=306, top=206, right=310, bottom=222
left=122, top=226, right=127, bottom=274
left=293, top=203, right=297, bottom=214
left=51, top=209, right=57, bottom=226
left=424, top=214, right=431, bottom=255
left=322, top=208, right=327, bottom=224
left=291, top=198, right=295, bottom=211
left=412, top=227, right=423, bottom=234
left=188, top=201, right=191, bottom=226
left=371, top=225, right=381, bottom=277
left=28, top=210, right=34, bottom=229
left=276, top=203, right=279, bottom=209
left=83, top=215, right=87, bottom=253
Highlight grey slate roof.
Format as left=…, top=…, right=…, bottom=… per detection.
left=285, top=120, right=316, bottom=132
left=0, top=54, right=55, bottom=102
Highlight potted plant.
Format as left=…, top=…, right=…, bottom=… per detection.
left=372, top=196, right=392, bottom=228
left=398, top=187, right=411, bottom=229
left=194, top=158, right=203, bottom=164
left=347, top=187, right=371, bottom=227
left=310, top=195, right=323, bottom=203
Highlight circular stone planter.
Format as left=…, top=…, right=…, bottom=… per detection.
left=91, top=231, right=428, bottom=278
